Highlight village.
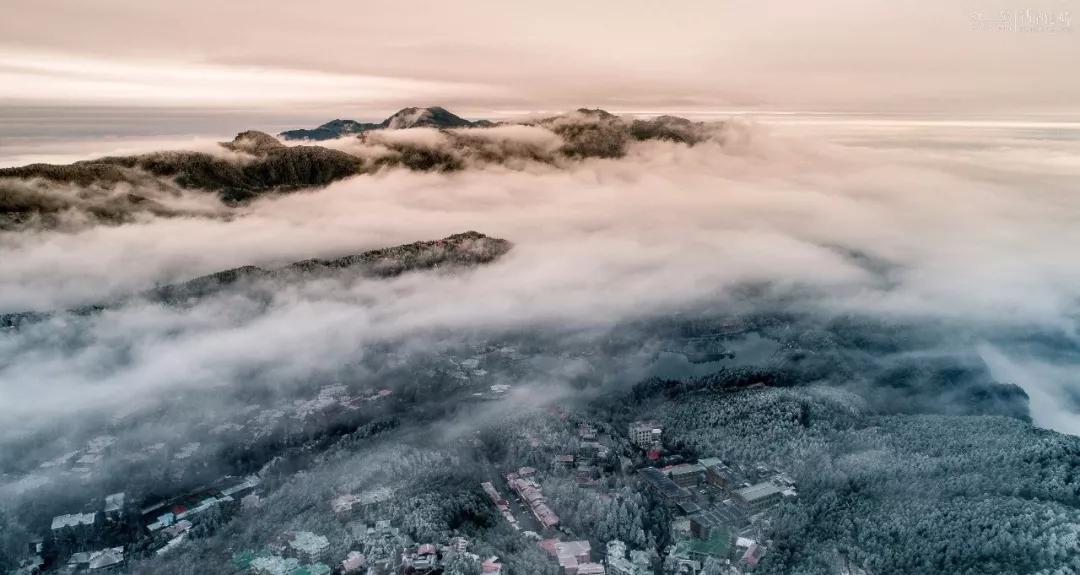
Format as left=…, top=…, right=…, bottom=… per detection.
left=9, top=401, right=796, bottom=575
left=6, top=330, right=798, bottom=575
left=477, top=419, right=795, bottom=575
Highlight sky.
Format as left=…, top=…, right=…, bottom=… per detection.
left=0, top=0, right=1077, bottom=118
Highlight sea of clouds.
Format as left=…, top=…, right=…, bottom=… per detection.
left=2, top=116, right=1079, bottom=445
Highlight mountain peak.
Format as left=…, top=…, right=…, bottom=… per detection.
left=381, top=106, right=474, bottom=130
left=280, top=107, right=484, bottom=140
left=574, top=108, right=618, bottom=119
left=220, top=131, right=285, bottom=154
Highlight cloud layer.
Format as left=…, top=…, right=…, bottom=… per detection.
left=2, top=116, right=1079, bottom=453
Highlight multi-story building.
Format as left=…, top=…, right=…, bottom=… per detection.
left=733, top=482, right=785, bottom=512
left=628, top=422, right=662, bottom=449
left=639, top=468, right=692, bottom=505
left=702, top=462, right=738, bottom=491
left=663, top=463, right=705, bottom=488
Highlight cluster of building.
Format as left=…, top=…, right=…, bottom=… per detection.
left=232, top=530, right=333, bottom=575
left=481, top=481, right=519, bottom=529
left=35, top=436, right=119, bottom=482
left=11, top=491, right=132, bottom=573
left=640, top=459, right=795, bottom=515
left=142, top=475, right=261, bottom=549
left=11, top=474, right=262, bottom=574
left=401, top=544, right=438, bottom=575
left=573, top=424, right=611, bottom=487
left=230, top=492, right=500, bottom=575
left=636, top=456, right=796, bottom=575
left=237, top=525, right=493, bottom=575
left=331, top=487, right=395, bottom=520
left=623, top=414, right=795, bottom=575
left=505, top=467, right=560, bottom=529
left=538, top=539, right=605, bottom=575
left=605, top=541, right=651, bottom=575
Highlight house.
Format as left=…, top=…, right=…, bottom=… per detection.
left=628, top=422, right=662, bottom=449
left=552, top=541, right=593, bottom=575
left=245, top=554, right=301, bottom=575
left=331, top=494, right=362, bottom=516
left=539, top=539, right=560, bottom=556
left=67, top=546, right=124, bottom=571
left=51, top=512, right=98, bottom=533
left=556, top=541, right=590, bottom=563
left=540, top=539, right=594, bottom=575
left=286, top=531, right=330, bottom=561
left=741, top=543, right=763, bottom=568
left=578, top=424, right=598, bottom=441
left=341, top=551, right=366, bottom=573
left=405, top=544, right=439, bottom=573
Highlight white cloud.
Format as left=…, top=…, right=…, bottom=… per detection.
left=2, top=117, right=1079, bottom=436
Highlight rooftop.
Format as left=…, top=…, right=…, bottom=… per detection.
left=220, top=475, right=261, bottom=497
left=639, top=467, right=689, bottom=499
left=288, top=531, right=330, bottom=556
left=675, top=528, right=730, bottom=559
left=342, top=551, right=366, bottom=572
left=104, top=492, right=125, bottom=513
left=664, top=463, right=705, bottom=476
left=51, top=512, right=96, bottom=530
left=578, top=563, right=606, bottom=575
left=88, top=546, right=124, bottom=569
left=733, top=482, right=785, bottom=502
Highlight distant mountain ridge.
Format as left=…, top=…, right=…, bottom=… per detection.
left=279, top=106, right=492, bottom=140
left=1, top=107, right=721, bottom=232
left=0, top=232, right=512, bottom=328
left=151, top=230, right=512, bottom=302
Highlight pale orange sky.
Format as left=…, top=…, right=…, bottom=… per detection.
left=0, top=0, right=1077, bottom=114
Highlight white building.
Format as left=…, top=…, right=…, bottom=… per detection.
left=628, top=421, right=662, bottom=449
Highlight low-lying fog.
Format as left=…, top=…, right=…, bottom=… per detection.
left=2, top=113, right=1079, bottom=446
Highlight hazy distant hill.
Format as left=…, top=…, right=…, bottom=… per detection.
left=0, top=131, right=363, bottom=230
left=0, top=108, right=722, bottom=232
left=150, top=231, right=512, bottom=302
left=0, top=232, right=512, bottom=328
